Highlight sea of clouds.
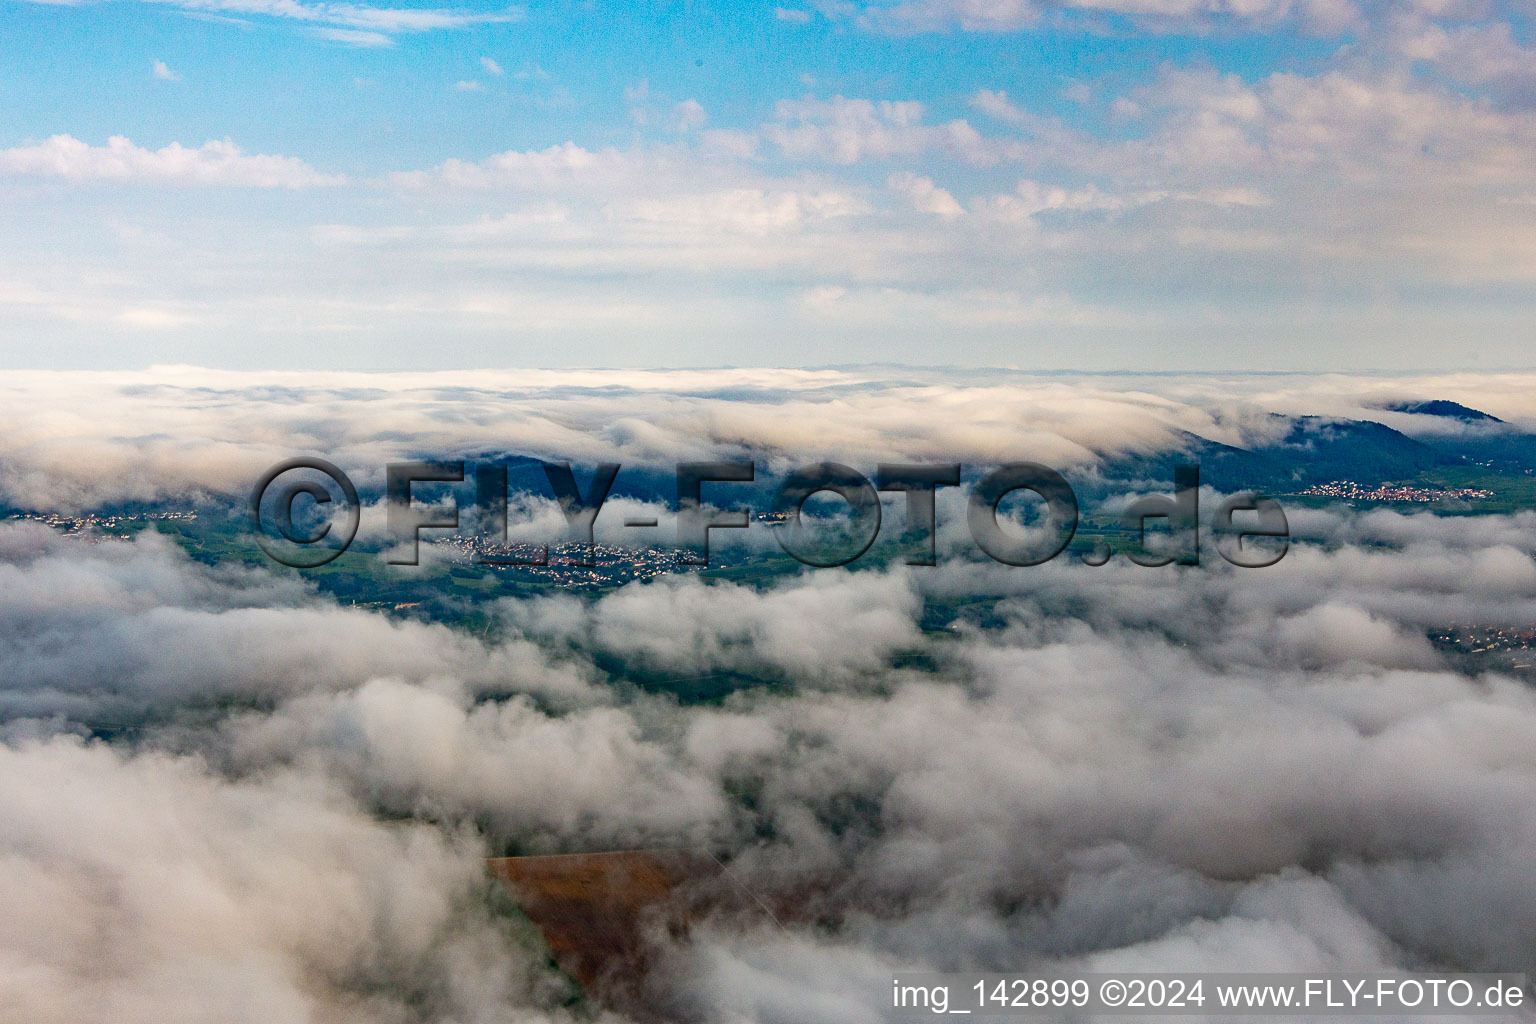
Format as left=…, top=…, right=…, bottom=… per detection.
left=3, top=366, right=1534, bottom=510
left=2, top=369, right=1535, bottom=1023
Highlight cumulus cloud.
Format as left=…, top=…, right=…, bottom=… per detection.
left=230, top=678, right=729, bottom=850
left=0, top=735, right=582, bottom=1024
left=827, top=0, right=1360, bottom=35
left=11, top=26, right=1536, bottom=363
left=672, top=99, right=708, bottom=132
left=7, top=8, right=1536, bottom=366
left=887, top=172, right=965, bottom=218
left=500, top=569, right=923, bottom=682
left=0, top=524, right=599, bottom=722
left=1394, top=16, right=1536, bottom=89
left=764, top=96, right=1022, bottom=165
left=0, top=134, right=344, bottom=188
left=389, top=142, right=667, bottom=192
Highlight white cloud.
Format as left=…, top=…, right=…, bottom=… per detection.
left=0, top=134, right=344, bottom=188
left=8, top=14, right=1536, bottom=367
left=389, top=141, right=673, bottom=192
left=887, top=171, right=965, bottom=217
left=798, top=283, right=1139, bottom=327
left=0, top=734, right=565, bottom=1023
left=157, top=0, right=518, bottom=33
left=1398, top=21, right=1536, bottom=87
left=14, top=0, right=523, bottom=37
left=765, top=95, right=1022, bottom=165
left=974, top=178, right=1135, bottom=222
left=26, top=366, right=1535, bottom=510
left=776, top=5, right=813, bottom=21
left=113, top=306, right=200, bottom=328
left=480, top=56, right=504, bottom=75
left=7, top=439, right=1536, bottom=1016
left=824, top=0, right=1357, bottom=34
left=970, top=87, right=1031, bottom=125
left=841, top=0, right=1043, bottom=33
left=699, top=128, right=759, bottom=160
left=1102, top=67, right=1536, bottom=187
left=672, top=99, right=708, bottom=132
left=623, top=187, right=869, bottom=234
left=150, top=59, right=180, bottom=81
left=311, top=26, right=392, bottom=46
left=453, top=80, right=484, bottom=92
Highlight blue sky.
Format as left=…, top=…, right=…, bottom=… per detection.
left=4, top=3, right=1341, bottom=172
left=1, top=0, right=1534, bottom=369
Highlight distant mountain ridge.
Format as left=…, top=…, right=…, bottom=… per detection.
left=1098, top=414, right=1458, bottom=494
left=1374, top=400, right=1504, bottom=423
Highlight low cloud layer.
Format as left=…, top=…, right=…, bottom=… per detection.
left=0, top=135, right=345, bottom=188
left=0, top=734, right=586, bottom=1024
left=2, top=367, right=1534, bottom=511
left=3, top=444, right=1535, bottom=1019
